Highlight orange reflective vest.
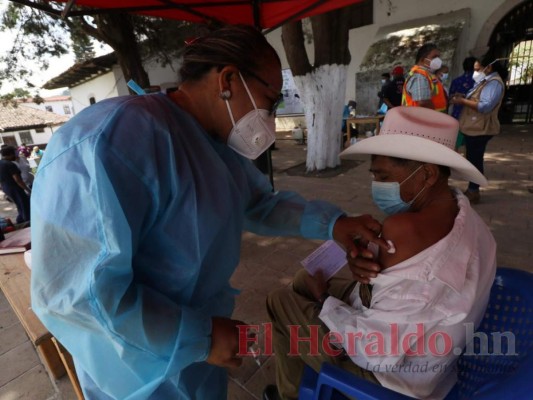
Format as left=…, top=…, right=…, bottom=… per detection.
left=402, top=65, right=447, bottom=112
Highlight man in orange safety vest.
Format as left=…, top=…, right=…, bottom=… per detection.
left=402, top=43, right=447, bottom=112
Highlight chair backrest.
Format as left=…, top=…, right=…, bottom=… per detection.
left=450, top=267, right=533, bottom=399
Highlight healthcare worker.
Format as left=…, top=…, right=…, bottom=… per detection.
left=31, top=25, right=386, bottom=399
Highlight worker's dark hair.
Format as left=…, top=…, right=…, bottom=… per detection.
left=462, top=56, right=477, bottom=72
left=481, top=54, right=509, bottom=81
left=179, top=24, right=280, bottom=83
left=415, top=43, right=438, bottom=63
left=1, top=145, right=16, bottom=158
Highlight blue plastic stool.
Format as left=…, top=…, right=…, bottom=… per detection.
left=299, top=267, right=533, bottom=400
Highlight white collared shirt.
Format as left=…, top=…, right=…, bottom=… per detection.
left=319, top=190, right=497, bottom=399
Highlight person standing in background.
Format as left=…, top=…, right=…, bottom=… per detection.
left=382, top=66, right=405, bottom=109
left=449, top=57, right=478, bottom=119
left=17, top=143, right=31, bottom=158
left=341, top=100, right=358, bottom=148
left=13, top=150, right=34, bottom=189
left=0, top=146, right=31, bottom=224
left=377, top=72, right=391, bottom=109
left=450, top=55, right=507, bottom=204
left=31, top=146, right=44, bottom=159
left=402, top=43, right=447, bottom=112
left=449, top=57, right=478, bottom=149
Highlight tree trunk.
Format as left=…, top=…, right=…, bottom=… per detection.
left=281, top=20, right=312, bottom=76
left=281, top=10, right=352, bottom=171
left=293, top=65, right=347, bottom=171
left=91, top=14, right=150, bottom=90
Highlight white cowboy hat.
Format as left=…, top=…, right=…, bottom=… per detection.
left=340, top=107, right=488, bottom=186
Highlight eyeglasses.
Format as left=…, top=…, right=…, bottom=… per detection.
left=242, top=69, right=284, bottom=116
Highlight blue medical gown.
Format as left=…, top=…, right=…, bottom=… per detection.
left=31, top=94, right=345, bottom=399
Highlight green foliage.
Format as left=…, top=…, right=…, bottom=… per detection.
left=134, top=16, right=206, bottom=66
left=509, top=40, right=533, bottom=85
left=0, top=2, right=199, bottom=91
left=32, top=94, right=45, bottom=104
left=0, top=87, right=31, bottom=107
left=69, top=20, right=95, bottom=62
left=12, top=87, right=30, bottom=98
left=0, top=2, right=70, bottom=90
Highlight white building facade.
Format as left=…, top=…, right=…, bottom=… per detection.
left=0, top=104, right=68, bottom=148
left=1, top=126, right=56, bottom=148
left=266, top=0, right=529, bottom=116
left=45, top=53, right=182, bottom=115
left=21, top=95, right=75, bottom=118
left=45, top=0, right=531, bottom=123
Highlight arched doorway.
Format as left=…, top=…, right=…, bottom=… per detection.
left=488, top=0, right=533, bottom=123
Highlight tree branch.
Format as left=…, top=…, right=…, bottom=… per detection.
left=70, top=16, right=104, bottom=44
left=281, top=21, right=312, bottom=76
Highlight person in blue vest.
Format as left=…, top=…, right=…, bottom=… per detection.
left=448, top=56, right=478, bottom=149
left=30, top=25, right=388, bottom=400
left=341, top=100, right=357, bottom=147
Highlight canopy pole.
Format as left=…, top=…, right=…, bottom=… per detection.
left=252, top=0, right=261, bottom=29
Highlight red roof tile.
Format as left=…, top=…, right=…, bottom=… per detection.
left=0, top=104, right=68, bottom=132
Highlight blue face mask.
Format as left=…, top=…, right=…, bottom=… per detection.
left=371, top=165, right=425, bottom=215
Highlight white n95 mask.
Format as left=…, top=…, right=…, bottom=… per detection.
left=427, top=57, right=443, bottom=72
left=472, top=70, right=486, bottom=83
left=225, top=72, right=276, bottom=160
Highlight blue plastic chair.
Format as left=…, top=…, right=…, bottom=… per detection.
left=299, top=267, right=533, bottom=400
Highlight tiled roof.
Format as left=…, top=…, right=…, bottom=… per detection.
left=22, top=95, right=71, bottom=103
left=43, top=52, right=117, bottom=90
left=0, top=104, right=69, bottom=132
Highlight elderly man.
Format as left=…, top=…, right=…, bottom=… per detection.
left=265, top=107, right=496, bottom=400
left=402, top=43, right=447, bottom=112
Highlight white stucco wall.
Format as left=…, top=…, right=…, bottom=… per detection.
left=68, top=59, right=181, bottom=115
left=145, top=59, right=181, bottom=92
left=70, top=68, right=123, bottom=114
left=30, top=126, right=54, bottom=145
left=21, top=100, right=74, bottom=117
left=1, top=126, right=55, bottom=147
left=58, top=0, right=519, bottom=118
left=266, top=0, right=510, bottom=104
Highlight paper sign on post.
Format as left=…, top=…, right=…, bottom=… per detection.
left=301, top=240, right=347, bottom=280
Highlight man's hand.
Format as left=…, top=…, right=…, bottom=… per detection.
left=450, top=93, right=466, bottom=105
left=304, top=270, right=328, bottom=301
left=207, top=317, right=246, bottom=368
left=333, top=215, right=388, bottom=283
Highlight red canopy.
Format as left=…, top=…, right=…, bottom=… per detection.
left=14, top=0, right=363, bottom=30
